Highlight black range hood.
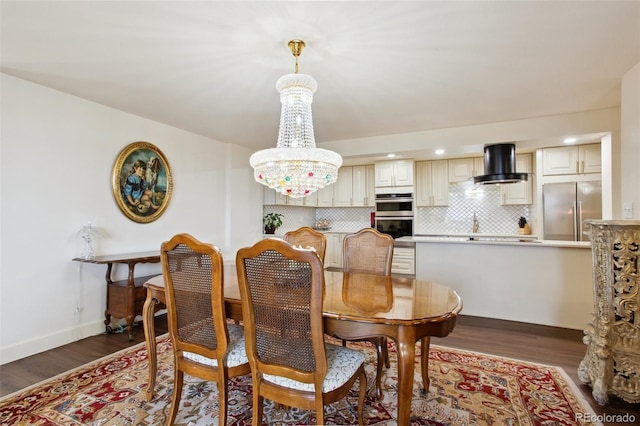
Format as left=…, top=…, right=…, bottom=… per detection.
left=474, top=143, right=528, bottom=185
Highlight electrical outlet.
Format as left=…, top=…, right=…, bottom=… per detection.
left=623, top=202, right=633, bottom=219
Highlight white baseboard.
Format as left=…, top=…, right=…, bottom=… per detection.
left=0, top=320, right=105, bottom=365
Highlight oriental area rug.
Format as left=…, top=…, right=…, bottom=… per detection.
left=0, top=335, right=602, bottom=426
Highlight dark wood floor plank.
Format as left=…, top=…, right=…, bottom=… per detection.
left=1, top=315, right=638, bottom=424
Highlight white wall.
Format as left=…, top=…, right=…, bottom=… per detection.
left=621, top=63, right=640, bottom=218
left=0, top=74, right=263, bottom=363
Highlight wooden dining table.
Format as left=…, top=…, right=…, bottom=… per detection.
left=142, top=264, right=462, bottom=425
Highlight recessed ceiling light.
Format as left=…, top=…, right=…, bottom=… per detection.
left=563, top=137, right=577, bottom=144
left=387, top=153, right=396, bottom=158
left=435, top=149, right=445, bottom=155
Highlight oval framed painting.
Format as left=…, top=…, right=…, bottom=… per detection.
left=111, top=141, right=173, bottom=223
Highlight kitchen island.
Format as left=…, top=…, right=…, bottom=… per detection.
left=400, top=235, right=592, bottom=330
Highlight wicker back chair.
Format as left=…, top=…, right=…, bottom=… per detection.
left=341, top=228, right=394, bottom=399
left=162, top=233, right=250, bottom=426
left=284, top=226, right=327, bottom=262
left=236, top=238, right=366, bottom=426
left=343, top=227, right=394, bottom=275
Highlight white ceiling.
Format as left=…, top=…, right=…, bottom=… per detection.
left=2, top=1, right=638, bottom=160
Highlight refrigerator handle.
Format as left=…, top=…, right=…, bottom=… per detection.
left=573, top=201, right=578, bottom=241
left=577, top=201, right=583, bottom=241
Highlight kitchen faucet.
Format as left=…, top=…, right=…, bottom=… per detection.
left=472, top=213, right=479, bottom=233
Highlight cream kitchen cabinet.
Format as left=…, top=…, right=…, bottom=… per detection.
left=316, top=184, right=334, bottom=206
left=542, top=144, right=601, bottom=175
left=416, top=160, right=449, bottom=206
left=287, top=194, right=305, bottom=206
left=304, top=190, right=318, bottom=206
left=316, top=165, right=374, bottom=207
left=375, top=160, right=415, bottom=188
left=501, top=153, right=533, bottom=205
left=332, top=167, right=353, bottom=207
left=263, top=187, right=317, bottom=206
left=448, top=157, right=484, bottom=182
left=324, top=233, right=345, bottom=268
left=391, top=247, right=415, bottom=275
left=352, top=164, right=376, bottom=207
left=263, top=188, right=289, bottom=205
left=317, top=166, right=353, bottom=207
left=580, top=144, right=602, bottom=174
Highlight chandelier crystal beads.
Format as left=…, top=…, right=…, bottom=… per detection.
left=250, top=40, right=342, bottom=198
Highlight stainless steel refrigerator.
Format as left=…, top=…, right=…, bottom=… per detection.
left=542, top=181, right=602, bottom=241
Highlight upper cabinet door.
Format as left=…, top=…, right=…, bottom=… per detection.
left=542, top=144, right=600, bottom=175
left=351, top=165, right=367, bottom=207
left=351, top=165, right=376, bottom=207
left=316, top=185, right=333, bottom=206
left=542, top=146, right=579, bottom=175
left=430, top=160, right=449, bottom=206
left=374, top=160, right=414, bottom=187
left=365, top=164, right=376, bottom=207
left=415, top=161, right=433, bottom=206
left=501, top=154, right=532, bottom=205
left=448, top=157, right=485, bottom=182
left=374, top=162, right=395, bottom=187
left=393, top=161, right=414, bottom=186
left=448, top=158, right=474, bottom=182
left=304, top=190, right=318, bottom=206
left=333, top=167, right=353, bottom=207
left=580, top=144, right=601, bottom=174
left=416, top=160, right=449, bottom=206
left=473, top=157, right=484, bottom=177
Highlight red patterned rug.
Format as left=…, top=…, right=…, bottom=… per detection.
left=0, top=335, right=602, bottom=425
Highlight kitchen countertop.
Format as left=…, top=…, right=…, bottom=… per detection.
left=414, top=232, right=539, bottom=240
left=398, top=235, right=591, bottom=248
left=266, top=232, right=591, bottom=248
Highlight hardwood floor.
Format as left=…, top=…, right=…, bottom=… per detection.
left=1, top=314, right=638, bottom=425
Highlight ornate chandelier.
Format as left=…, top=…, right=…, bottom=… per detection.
left=250, top=39, right=342, bottom=198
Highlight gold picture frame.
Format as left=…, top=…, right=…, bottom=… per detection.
left=111, top=141, right=173, bottom=223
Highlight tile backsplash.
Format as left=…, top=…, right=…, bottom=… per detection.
left=416, top=181, right=531, bottom=235
left=264, top=181, right=532, bottom=236
left=314, top=208, right=374, bottom=232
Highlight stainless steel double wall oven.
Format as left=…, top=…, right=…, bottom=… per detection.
left=374, top=193, right=414, bottom=239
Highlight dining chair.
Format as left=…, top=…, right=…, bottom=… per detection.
left=236, top=238, right=367, bottom=426
left=162, top=233, right=250, bottom=426
left=283, top=226, right=327, bottom=262
left=342, top=227, right=394, bottom=399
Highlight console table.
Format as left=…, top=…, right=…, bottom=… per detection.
left=73, top=251, right=161, bottom=340
left=579, top=220, right=640, bottom=405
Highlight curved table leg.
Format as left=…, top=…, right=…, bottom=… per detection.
left=143, top=292, right=158, bottom=401
left=395, top=328, right=416, bottom=425
left=420, top=336, right=431, bottom=394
